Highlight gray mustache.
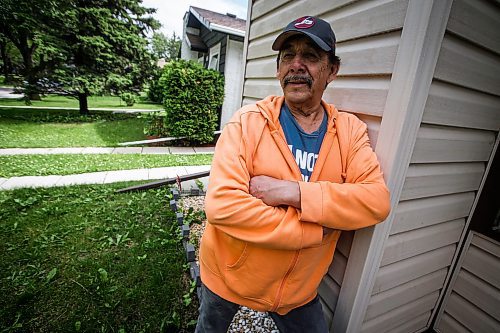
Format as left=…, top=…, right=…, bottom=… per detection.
left=284, top=75, right=312, bottom=87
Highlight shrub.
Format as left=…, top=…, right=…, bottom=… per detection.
left=120, top=92, right=136, bottom=106
left=159, top=59, right=224, bottom=144
left=141, top=111, right=168, bottom=137
left=147, top=67, right=165, bottom=103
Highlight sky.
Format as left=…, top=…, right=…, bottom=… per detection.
left=142, top=0, right=249, bottom=37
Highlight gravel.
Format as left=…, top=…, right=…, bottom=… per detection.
left=228, top=307, right=279, bottom=333
left=179, top=195, right=280, bottom=332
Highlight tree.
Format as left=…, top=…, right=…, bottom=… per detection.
left=46, top=0, right=159, bottom=114
left=151, top=32, right=181, bottom=62
left=0, top=0, right=65, bottom=99
left=0, top=0, right=159, bottom=113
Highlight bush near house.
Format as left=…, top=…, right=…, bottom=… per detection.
left=141, top=111, right=169, bottom=138
left=146, top=67, right=165, bottom=104
left=158, top=60, right=224, bottom=144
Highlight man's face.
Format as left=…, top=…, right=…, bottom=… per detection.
left=276, top=35, right=337, bottom=108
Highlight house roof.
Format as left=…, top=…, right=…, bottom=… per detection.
left=185, top=33, right=208, bottom=52
left=189, top=6, right=246, bottom=37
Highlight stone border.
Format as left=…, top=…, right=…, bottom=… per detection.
left=168, top=187, right=202, bottom=300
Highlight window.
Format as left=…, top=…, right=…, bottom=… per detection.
left=208, top=43, right=221, bottom=71
left=208, top=54, right=219, bottom=70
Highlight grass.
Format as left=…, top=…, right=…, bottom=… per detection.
left=0, top=154, right=213, bottom=177
left=0, top=94, right=162, bottom=110
left=0, top=118, right=145, bottom=148
left=0, top=183, right=199, bottom=332
left=0, top=108, right=147, bottom=148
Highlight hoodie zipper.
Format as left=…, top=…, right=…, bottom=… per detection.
left=269, top=130, right=302, bottom=312
left=270, top=250, right=300, bottom=312
left=257, top=98, right=336, bottom=312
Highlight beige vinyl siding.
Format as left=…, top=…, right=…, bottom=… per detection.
left=436, top=232, right=500, bottom=332
left=319, top=231, right=353, bottom=327
left=361, top=0, right=500, bottom=331
left=243, top=0, right=409, bottom=322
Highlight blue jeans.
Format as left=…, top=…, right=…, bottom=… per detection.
left=195, top=284, right=328, bottom=333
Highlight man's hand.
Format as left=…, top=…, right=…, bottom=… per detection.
left=249, top=175, right=301, bottom=209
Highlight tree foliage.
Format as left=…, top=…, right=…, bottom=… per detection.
left=0, top=0, right=66, bottom=99
left=0, top=0, right=159, bottom=113
left=159, top=60, right=224, bottom=144
left=151, top=32, right=181, bottom=61
left=0, top=35, right=23, bottom=82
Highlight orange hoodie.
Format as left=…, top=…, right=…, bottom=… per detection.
left=200, top=95, right=390, bottom=315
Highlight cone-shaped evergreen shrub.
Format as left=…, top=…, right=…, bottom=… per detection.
left=159, top=60, right=224, bottom=144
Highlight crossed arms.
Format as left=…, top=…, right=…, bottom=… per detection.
left=205, top=117, right=390, bottom=251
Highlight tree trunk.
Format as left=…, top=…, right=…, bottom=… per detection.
left=78, top=92, right=89, bottom=115
left=17, top=37, right=40, bottom=100
left=26, top=83, right=41, bottom=100
left=23, top=60, right=41, bottom=101
left=0, top=40, right=12, bottom=83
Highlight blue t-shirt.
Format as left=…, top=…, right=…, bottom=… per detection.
left=279, top=103, right=328, bottom=182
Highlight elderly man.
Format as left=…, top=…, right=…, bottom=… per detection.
left=195, top=16, right=390, bottom=333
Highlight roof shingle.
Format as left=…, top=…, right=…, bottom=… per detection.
left=190, top=6, right=246, bottom=32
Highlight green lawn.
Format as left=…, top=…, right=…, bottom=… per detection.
left=0, top=94, right=162, bottom=110
left=0, top=117, right=146, bottom=148
left=0, top=183, right=199, bottom=332
left=0, top=154, right=213, bottom=177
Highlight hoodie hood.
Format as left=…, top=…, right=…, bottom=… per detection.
left=255, top=95, right=339, bottom=132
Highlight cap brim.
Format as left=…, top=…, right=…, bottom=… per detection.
left=272, top=30, right=332, bottom=52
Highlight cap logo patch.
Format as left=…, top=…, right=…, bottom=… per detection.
left=294, top=16, right=316, bottom=29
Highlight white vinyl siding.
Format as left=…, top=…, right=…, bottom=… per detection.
left=361, top=0, right=500, bottom=331
left=243, top=0, right=409, bottom=325
left=435, top=232, right=500, bottom=332
left=220, top=37, right=244, bottom=127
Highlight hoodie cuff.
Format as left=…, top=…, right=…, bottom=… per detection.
left=301, top=220, right=323, bottom=248
left=298, top=181, right=323, bottom=224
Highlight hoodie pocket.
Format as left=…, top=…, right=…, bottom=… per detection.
left=226, top=242, right=249, bottom=270
left=223, top=246, right=294, bottom=304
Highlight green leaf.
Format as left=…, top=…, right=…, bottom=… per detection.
left=46, top=268, right=57, bottom=283
left=98, top=268, right=108, bottom=282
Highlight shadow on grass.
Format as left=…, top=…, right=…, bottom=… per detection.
left=93, top=117, right=145, bottom=146
left=0, top=108, right=147, bottom=148
left=0, top=94, right=163, bottom=110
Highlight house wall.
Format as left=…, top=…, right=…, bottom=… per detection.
left=435, top=232, right=500, bottom=332
left=197, top=26, right=245, bottom=128
left=243, top=0, right=500, bottom=332
left=360, top=0, right=500, bottom=332
left=220, top=37, right=244, bottom=127
left=243, top=0, right=411, bottom=326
